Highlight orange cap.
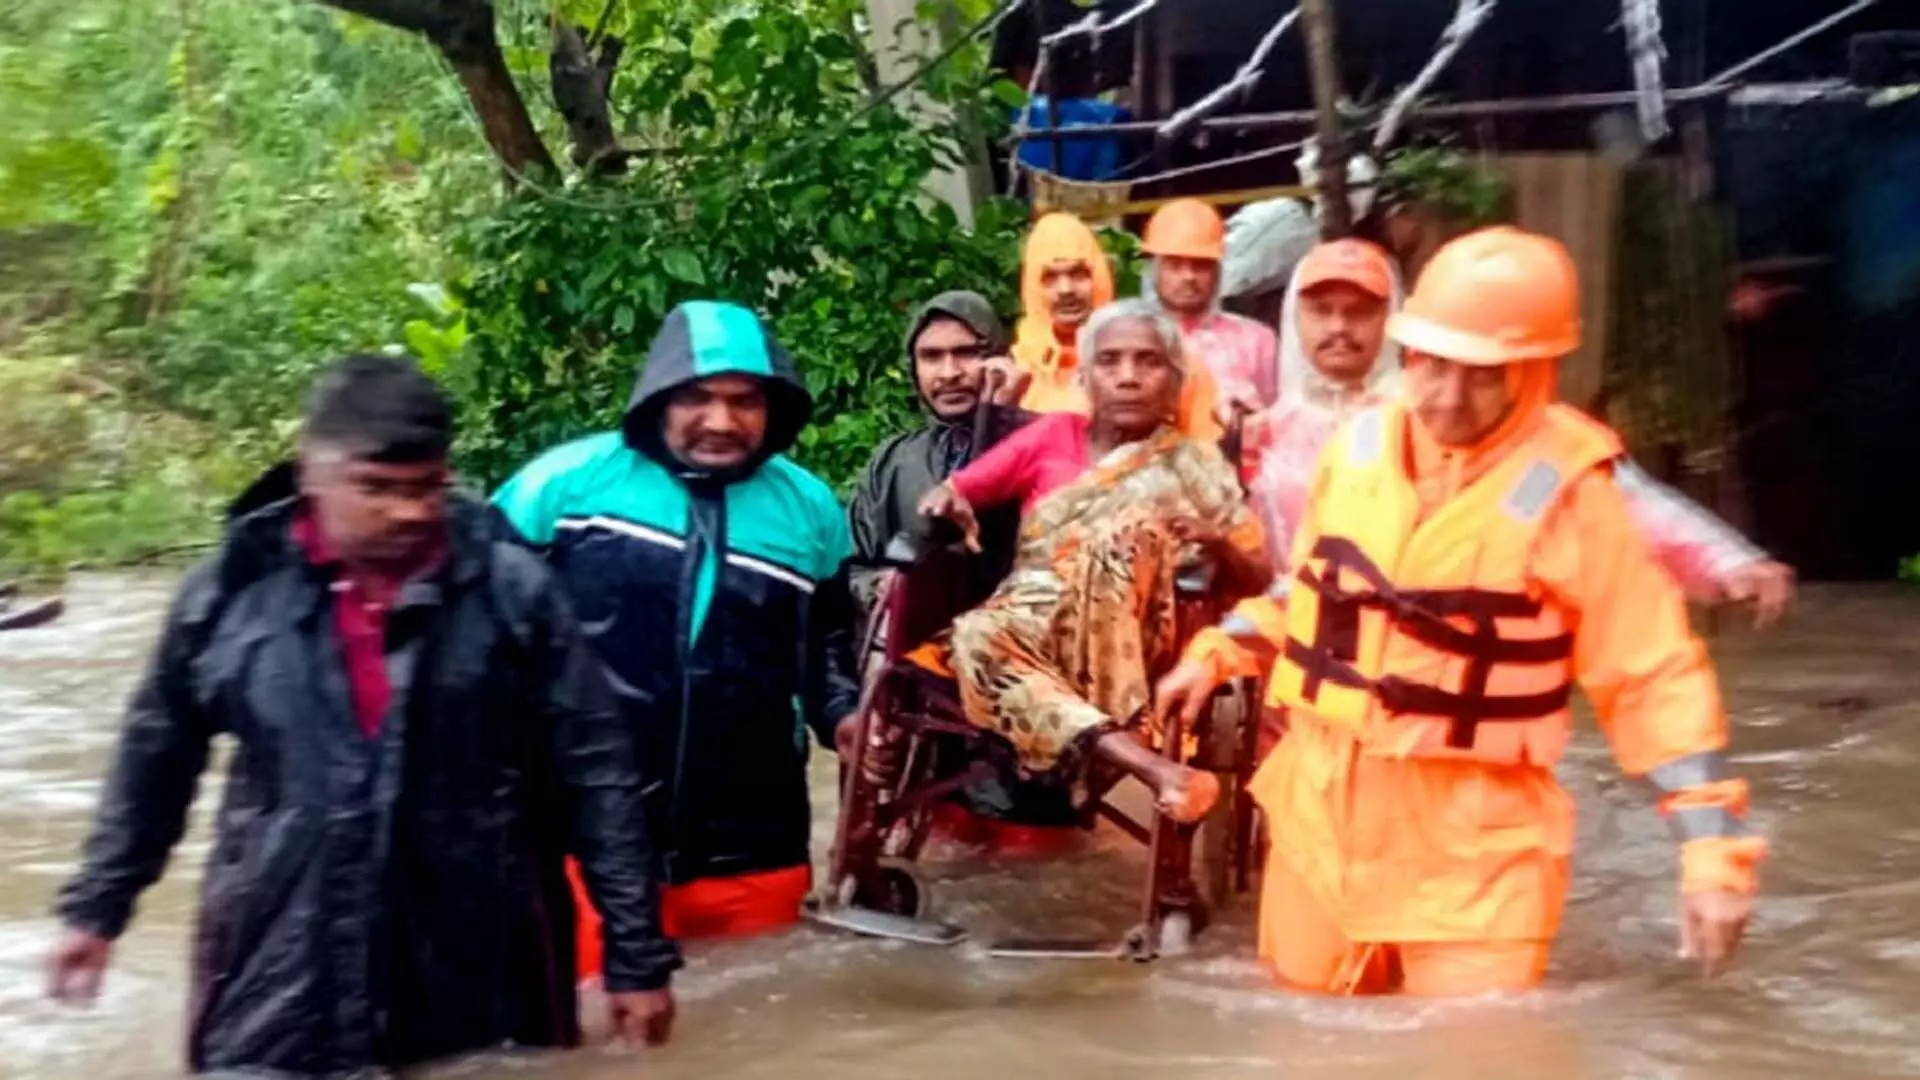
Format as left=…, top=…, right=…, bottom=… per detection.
left=1387, top=226, right=1581, bottom=366
left=1294, top=238, right=1395, bottom=300
left=1142, top=198, right=1226, bottom=262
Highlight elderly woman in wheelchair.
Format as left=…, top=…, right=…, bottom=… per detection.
left=824, top=300, right=1270, bottom=955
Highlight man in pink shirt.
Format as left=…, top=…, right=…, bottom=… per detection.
left=1143, top=198, right=1281, bottom=415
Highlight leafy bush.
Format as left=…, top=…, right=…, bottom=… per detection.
left=0, top=351, right=259, bottom=576
left=447, top=1, right=1034, bottom=489
left=5, top=0, right=1155, bottom=572
left=2, top=0, right=492, bottom=440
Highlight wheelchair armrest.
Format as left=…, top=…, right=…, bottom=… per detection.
left=880, top=518, right=967, bottom=569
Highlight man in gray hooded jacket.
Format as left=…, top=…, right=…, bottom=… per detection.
left=846, top=291, right=1031, bottom=626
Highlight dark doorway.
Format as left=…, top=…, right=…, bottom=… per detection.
left=1721, top=99, right=1920, bottom=580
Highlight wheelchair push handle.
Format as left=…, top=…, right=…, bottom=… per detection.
left=878, top=517, right=970, bottom=570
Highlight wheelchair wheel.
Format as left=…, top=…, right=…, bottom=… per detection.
left=851, top=858, right=931, bottom=919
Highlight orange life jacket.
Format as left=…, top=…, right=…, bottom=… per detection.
left=1267, top=401, right=1623, bottom=767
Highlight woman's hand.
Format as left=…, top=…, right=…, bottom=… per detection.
left=608, top=987, right=676, bottom=1047
left=917, top=482, right=981, bottom=553
left=1218, top=384, right=1264, bottom=423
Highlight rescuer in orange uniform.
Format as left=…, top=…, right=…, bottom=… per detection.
left=1155, top=226, right=1767, bottom=996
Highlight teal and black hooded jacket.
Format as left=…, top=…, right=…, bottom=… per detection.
left=491, top=301, right=859, bottom=886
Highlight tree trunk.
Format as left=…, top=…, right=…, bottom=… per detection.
left=549, top=20, right=626, bottom=175
left=321, top=0, right=557, bottom=183
left=1299, top=0, right=1351, bottom=239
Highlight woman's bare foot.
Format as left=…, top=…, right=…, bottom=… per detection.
left=1155, top=766, right=1221, bottom=824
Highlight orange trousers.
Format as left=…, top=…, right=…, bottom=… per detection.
left=1258, top=848, right=1551, bottom=997
left=927, top=802, right=1081, bottom=857
left=567, top=860, right=810, bottom=981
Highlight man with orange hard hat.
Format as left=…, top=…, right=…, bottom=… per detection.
left=1141, top=198, right=1280, bottom=416
left=1156, top=226, right=1767, bottom=996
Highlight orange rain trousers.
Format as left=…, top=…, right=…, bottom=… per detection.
left=1259, top=845, right=1551, bottom=996
left=1247, top=714, right=1572, bottom=996
left=566, top=860, right=811, bottom=981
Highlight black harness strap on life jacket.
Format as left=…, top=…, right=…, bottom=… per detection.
left=1287, top=535, right=1574, bottom=749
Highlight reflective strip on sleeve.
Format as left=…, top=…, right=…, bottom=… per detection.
left=1221, top=613, right=1262, bottom=638
left=1647, top=751, right=1729, bottom=792
left=1667, top=804, right=1753, bottom=842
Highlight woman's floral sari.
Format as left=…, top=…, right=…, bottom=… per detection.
left=948, top=426, right=1264, bottom=777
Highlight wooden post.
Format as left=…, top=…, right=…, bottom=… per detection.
left=1133, top=2, right=1163, bottom=175
left=1030, top=0, right=1066, bottom=179
left=1300, top=0, right=1351, bottom=239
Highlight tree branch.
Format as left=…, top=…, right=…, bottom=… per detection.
left=320, top=0, right=459, bottom=37
left=1372, top=0, right=1496, bottom=152
left=550, top=19, right=627, bottom=175
left=317, top=0, right=558, bottom=183
left=585, top=0, right=617, bottom=48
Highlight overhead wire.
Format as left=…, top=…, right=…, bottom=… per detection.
left=1705, top=0, right=1882, bottom=89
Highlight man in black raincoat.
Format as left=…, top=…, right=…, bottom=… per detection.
left=46, top=355, right=681, bottom=1075
left=846, top=291, right=1032, bottom=627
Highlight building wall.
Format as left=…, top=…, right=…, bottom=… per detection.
left=864, top=0, right=987, bottom=226
left=1492, top=153, right=1626, bottom=411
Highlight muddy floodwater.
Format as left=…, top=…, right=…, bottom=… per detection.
left=3, top=573, right=1919, bottom=1079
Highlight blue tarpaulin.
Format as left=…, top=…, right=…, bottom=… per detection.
left=1011, top=95, right=1132, bottom=181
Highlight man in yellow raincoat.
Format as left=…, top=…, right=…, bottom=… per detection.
left=1006, top=211, right=1224, bottom=440
left=1156, top=226, right=1766, bottom=996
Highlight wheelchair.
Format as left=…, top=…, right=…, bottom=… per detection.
left=815, top=516, right=1264, bottom=961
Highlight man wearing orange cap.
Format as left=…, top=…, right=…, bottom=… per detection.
left=1235, top=237, right=1403, bottom=615
left=1157, top=226, right=1766, bottom=997
left=1142, top=198, right=1280, bottom=416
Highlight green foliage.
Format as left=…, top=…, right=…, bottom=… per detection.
left=1, top=0, right=1071, bottom=573
left=1899, top=552, right=1920, bottom=584
left=0, top=352, right=259, bottom=576
left=1380, top=142, right=1512, bottom=227
left=449, top=0, right=1031, bottom=489
left=1605, top=165, right=1735, bottom=458
left=1, top=0, right=494, bottom=437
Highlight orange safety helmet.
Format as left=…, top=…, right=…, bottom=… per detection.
left=1141, top=198, right=1227, bottom=262
left=1386, top=226, right=1582, bottom=366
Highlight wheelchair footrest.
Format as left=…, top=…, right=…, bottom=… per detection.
left=804, top=901, right=968, bottom=947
